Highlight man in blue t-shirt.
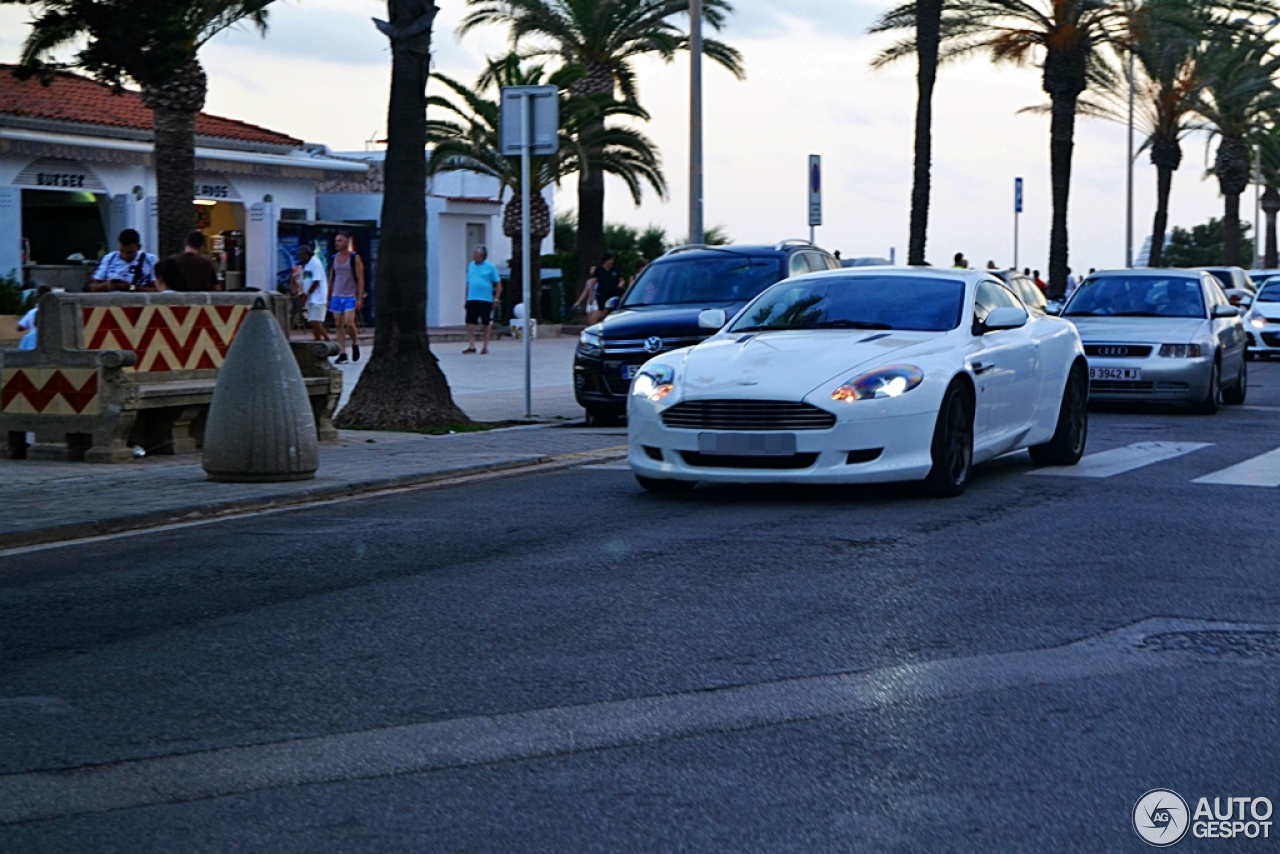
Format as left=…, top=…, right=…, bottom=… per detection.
left=464, top=244, right=503, bottom=354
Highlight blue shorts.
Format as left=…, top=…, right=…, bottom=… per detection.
left=329, top=295, right=357, bottom=313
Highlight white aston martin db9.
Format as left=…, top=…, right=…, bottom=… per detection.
left=627, top=267, right=1088, bottom=496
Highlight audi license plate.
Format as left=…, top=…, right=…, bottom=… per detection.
left=698, top=432, right=797, bottom=457
left=1089, top=367, right=1142, bottom=381
left=621, top=364, right=642, bottom=380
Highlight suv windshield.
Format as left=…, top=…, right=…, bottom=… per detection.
left=1065, top=275, right=1206, bottom=318
left=621, top=254, right=784, bottom=307
left=730, top=275, right=965, bottom=333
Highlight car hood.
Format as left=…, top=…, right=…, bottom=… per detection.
left=1251, top=301, right=1280, bottom=319
left=601, top=302, right=745, bottom=341
left=1066, top=316, right=1209, bottom=344
left=673, top=329, right=946, bottom=399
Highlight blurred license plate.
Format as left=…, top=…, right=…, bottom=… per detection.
left=698, top=432, right=797, bottom=456
left=621, top=364, right=641, bottom=380
left=1089, top=367, right=1142, bottom=380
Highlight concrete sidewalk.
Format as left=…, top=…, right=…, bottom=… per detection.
left=0, top=425, right=626, bottom=549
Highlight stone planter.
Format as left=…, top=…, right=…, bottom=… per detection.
left=0, top=315, right=22, bottom=346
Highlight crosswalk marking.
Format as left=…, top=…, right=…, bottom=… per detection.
left=1193, top=448, right=1280, bottom=487
left=1029, top=441, right=1214, bottom=479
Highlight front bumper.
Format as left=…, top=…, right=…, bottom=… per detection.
left=1245, top=323, right=1280, bottom=354
left=1086, top=355, right=1213, bottom=402
left=627, top=403, right=937, bottom=485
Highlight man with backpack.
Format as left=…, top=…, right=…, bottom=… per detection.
left=329, top=232, right=365, bottom=363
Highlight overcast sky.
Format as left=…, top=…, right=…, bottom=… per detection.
left=0, top=0, right=1242, bottom=270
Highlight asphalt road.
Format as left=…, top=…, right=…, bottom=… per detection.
left=4, top=364, right=1280, bottom=852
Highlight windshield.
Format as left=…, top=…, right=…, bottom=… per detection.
left=729, top=275, right=965, bottom=333
left=1064, top=275, right=1206, bottom=318
left=1258, top=282, right=1280, bottom=302
left=1204, top=269, right=1233, bottom=290
left=621, top=254, right=784, bottom=307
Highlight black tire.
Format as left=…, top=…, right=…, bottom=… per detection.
left=923, top=382, right=974, bottom=497
left=635, top=475, right=697, bottom=493
left=1030, top=363, right=1089, bottom=465
left=585, top=406, right=622, bottom=426
left=1223, top=357, right=1247, bottom=405
left=1246, top=350, right=1256, bottom=361
left=1192, top=358, right=1221, bottom=415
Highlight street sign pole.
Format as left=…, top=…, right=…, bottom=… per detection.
left=689, top=0, right=704, bottom=245
left=1014, top=177, right=1023, bottom=270
left=500, top=85, right=558, bottom=420
left=521, top=95, right=532, bottom=419
left=808, top=154, right=821, bottom=243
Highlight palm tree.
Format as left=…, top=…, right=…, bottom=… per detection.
left=427, top=53, right=666, bottom=319
left=459, top=0, right=744, bottom=293
left=1257, top=125, right=1280, bottom=267
left=1194, top=28, right=1280, bottom=266
left=870, top=0, right=944, bottom=266
left=7, top=0, right=274, bottom=258
left=874, top=0, right=1129, bottom=297
left=336, top=0, right=470, bottom=430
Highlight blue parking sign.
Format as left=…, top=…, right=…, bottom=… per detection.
left=1015, top=177, right=1023, bottom=213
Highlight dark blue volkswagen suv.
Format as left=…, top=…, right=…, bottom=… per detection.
left=573, top=241, right=840, bottom=422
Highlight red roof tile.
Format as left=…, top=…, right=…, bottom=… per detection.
left=0, top=65, right=302, bottom=147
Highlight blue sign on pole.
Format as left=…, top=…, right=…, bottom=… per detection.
left=1015, top=177, right=1024, bottom=213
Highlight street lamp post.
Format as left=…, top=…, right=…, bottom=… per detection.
left=689, top=0, right=704, bottom=245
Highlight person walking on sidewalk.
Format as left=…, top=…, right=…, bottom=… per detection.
left=329, top=232, right=365, bottom=363
left=298, top=245, right=331, bottom=342
left=464, top=244, right=502, bottom=354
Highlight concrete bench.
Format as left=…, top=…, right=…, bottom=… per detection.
left=0, top=292, right=341, bottom=463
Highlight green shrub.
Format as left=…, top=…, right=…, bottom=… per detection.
left=0, top=270, right=27, bottom=315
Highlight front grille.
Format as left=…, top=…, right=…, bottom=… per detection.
left=1153, top=382, right=1190, bottom=392
left=1090, top=380, right=1155, bottom=394
left=604, top=336, right=706, bottom=355
left=680, top=451, right=819, bottom=470
left=603, top=375, right=630, bottom=395
left=1084, top=344, right=1154, bottom=358
left=1263, top=332, right=1280, bottom=347
left=661, top=400, right=837, bottom=431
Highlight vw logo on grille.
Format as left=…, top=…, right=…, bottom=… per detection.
left=644, top=336, right=663, bottom=353
left=1099, top=346, right=1129, bottom=357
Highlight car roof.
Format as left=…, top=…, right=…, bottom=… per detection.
left=656, top=242, right=829, bottom=260
left=795, top=266, right=983, bottom=284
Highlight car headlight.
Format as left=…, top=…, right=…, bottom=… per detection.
left=1250, top=313, right=1268, bottom=329
left=1158, top=344, right=1203, bottom=358
left=578, top=326, right=604, bottom=357
left=831, top=365, right=924, bottom=402
left=632, top=364, right=675, bottom=401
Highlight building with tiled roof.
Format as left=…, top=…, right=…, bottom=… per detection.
left=0, top=65, right=365, bottom=288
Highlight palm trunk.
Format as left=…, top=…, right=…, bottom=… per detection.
left=1047, top=91, right=1077, bottom=299
left=1223, top=191, right=1241, bottom=266
left=908, top=0, right=942, bottom=266
left=337, top=0, right=469, bottom=430
left=1262, top=185, right=1279, bottom=268
left=572, top=63, right=614, bottom=294
left=141, top=59, right=206, bottom=259
left=1149, top=165, right=1173, bottom=268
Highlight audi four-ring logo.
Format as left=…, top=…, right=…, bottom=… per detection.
left=644, top=336, right=663, bottom=353
left=1098, top=346, right=1130, bottom=356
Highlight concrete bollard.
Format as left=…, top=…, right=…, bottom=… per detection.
left=203, top=297, right=320, bottom=482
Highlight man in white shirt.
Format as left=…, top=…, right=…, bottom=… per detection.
left=1064, top=267, right=1080, bottom=301
left=298, top=245, right=330, bottom=342
left=16, top=285, right=50, bottom=351
left=89, top=229, right=159, bottom=292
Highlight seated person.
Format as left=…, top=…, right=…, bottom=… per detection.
left=16, top=285, right=51, bottom=351
left=153, top=257, right=187, bottom=293
left=88, top=229, right=160, bottom=292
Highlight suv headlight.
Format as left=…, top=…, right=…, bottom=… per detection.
left=1250, top=313, right=1268, bottom=329
left=832, top=365, right=924, bottom=402
left=1158, top=344, right=1203, bottom=358
left=633, top=364, right=675, bottom=401
left=578, top=326, right=604, bottom=357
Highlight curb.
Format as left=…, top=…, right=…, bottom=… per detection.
left=0, top=446, right=628, bottom=553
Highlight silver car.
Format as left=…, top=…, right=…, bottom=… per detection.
left=1062, top=269, right=1248, bottom=413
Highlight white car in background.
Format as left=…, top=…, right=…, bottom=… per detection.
left=627, top=268, right=1088, bottom=496
left=1243, top=279, right=1280, bottom=358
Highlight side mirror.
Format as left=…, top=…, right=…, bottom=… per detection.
left=980, top=306, right=1029, bottom=332
left=1045, top=301, right=1063, bottom=316
left=1238, top=295, right=1254, bottom=309
left=604, top=297, right=620, bottom=311
left=698, top=308, right=728, bottom=330
left=1213, top=303, right=1240, bottom=318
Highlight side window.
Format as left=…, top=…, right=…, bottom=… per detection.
left=810, top=252, right=838, bottom=271
left=1204, top=276, right=1227, bottom=309
left=973, top=280, right=1022, bottom=325
left=787, top=253, right=809, bottom=278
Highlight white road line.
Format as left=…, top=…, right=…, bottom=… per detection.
left=1028, top=441, right=1213, bottom=479
left=1193, top=447, right=1280, bottom=487
left=581, top=463, right=632, bottom=471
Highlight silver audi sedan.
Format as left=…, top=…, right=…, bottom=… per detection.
left=1061, top=269, right=1248, bottom=413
